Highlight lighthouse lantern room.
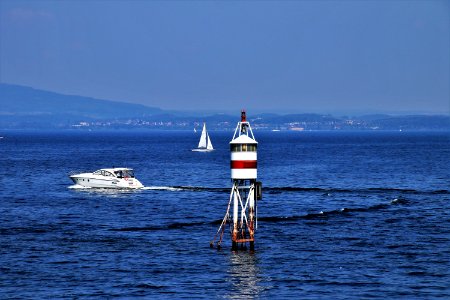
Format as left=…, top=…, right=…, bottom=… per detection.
left=211, top=110, right=262, bottom=251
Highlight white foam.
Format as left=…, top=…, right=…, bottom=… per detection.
left=68, top=184, right=91, bottom=189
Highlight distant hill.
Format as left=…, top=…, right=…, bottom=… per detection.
left=0, top=83, right=449, bottom=130
left=0, top=83, right=161, bottom=120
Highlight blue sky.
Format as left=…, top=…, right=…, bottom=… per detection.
left=0, top=0, right=449, bottom=114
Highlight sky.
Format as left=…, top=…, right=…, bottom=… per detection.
left=0, top=0, right=449, bottom=115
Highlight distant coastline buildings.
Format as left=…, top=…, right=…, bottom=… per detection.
left=65, top=115, right=450, bottom=132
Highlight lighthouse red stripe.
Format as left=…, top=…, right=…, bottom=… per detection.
left=231, top=160, right=257, bottom=169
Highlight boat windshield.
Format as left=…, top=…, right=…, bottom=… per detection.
left=114, top=169, right=135, bottom=178
left=93, top=170, right=114, bottom=177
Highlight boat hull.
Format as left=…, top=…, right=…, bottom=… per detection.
left=192, top=148, right=214, bottom=152
left=69, top=173, right=143, bottom=189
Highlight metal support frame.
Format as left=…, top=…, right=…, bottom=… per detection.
left=211, top=179, right=256, bottom=250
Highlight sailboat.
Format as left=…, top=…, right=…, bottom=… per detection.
left=192, top=123, right=214, bottom=152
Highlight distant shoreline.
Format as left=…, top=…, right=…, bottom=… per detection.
left=1, top=84, right=449, bottom=131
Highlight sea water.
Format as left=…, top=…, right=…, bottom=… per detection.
left=0, top=130, right=449, bottom=298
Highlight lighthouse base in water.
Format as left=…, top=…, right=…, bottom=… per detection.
left=211, top=179, right=261, bottom=251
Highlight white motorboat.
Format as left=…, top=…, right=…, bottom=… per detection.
left=192, top=123, right=214, bottom=152
left=69, top=168, right=144, bottom=189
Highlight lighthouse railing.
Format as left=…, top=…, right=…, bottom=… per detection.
left=232, top=121, right=255, bottom=141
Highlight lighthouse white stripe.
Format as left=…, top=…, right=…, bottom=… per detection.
left=231, top=152, right=257, bottom=161
left=231, top=169, right=257, bottom=179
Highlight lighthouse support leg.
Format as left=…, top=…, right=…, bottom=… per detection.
left=232, top=183, right=239, bottom=250
left=211, top=186, right=235, bottom=249
left=249, top=183, right=255, bottom=251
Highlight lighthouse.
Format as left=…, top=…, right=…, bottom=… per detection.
left=211, top=110, right=262, bottom=251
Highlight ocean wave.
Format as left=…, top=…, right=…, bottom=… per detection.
left=265, top=186, right=449, bottom=195
left=258, top=203, right=396, bottom=223
left=109, top=197, right=409, bottom=232
left=110, top=221, right=207, bottom=232
left=139, top=185, right=448, bottom=195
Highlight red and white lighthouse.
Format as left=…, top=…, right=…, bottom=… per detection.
left=230, top=110, right=258, bottom=180
left=211, top=110, right=262, bottom=251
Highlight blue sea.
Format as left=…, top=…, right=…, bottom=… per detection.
left=1, top=130, right=449, bottom=299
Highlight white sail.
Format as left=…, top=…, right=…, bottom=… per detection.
left=198, top=123, right=208, bottom=148
left=207, top=134, right=213, bottom=150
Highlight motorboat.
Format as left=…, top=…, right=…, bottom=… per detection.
left=69, top=168, right=144, bottom=189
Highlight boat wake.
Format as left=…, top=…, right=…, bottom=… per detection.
left=68, top=184, right=91, bottom=189
left=110, top=197, right=411, bottom=232
left=140, top=185, right=448, bottom=196
left=258, top=198, right=409, bottom=223
left=141, top=186, right=228, bottom=192
left=265, top=187, right=449, bottom=195
left=142, top=186, right=185, bottom=191
left=69, top=184, right=448, bottom=197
